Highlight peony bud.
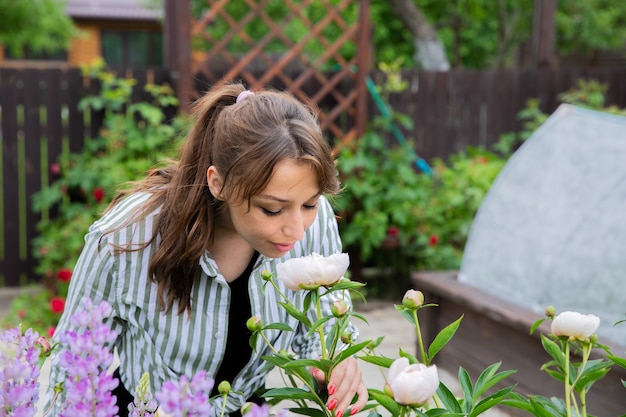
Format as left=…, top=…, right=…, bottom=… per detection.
left=261, top=270, right=273, bottom=281
left=331, top=299, right=348, bottom=317
left=387, top=357, right=439, bottom=405
left=340, top=330, right=354, bottom=344
left=218, top=380, right=231, bottom=395
left=551, top=311, right=600, bottom=341
left=246, top=316, right=263, bottom=332
left=402, top=289, right=424, bottom=309
left=545, top=305, right=556, bottom=318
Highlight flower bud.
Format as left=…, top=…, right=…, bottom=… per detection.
left=261, top=270, right=273, bottom=281
left=240, top=402, right=255, bottom=415
left=545, top=305, right=556, bottom=318
left=387, top=357, right=439, bottom=405
left=36, top=336, right=51, bottom=355
left=402, top=289, right=424, bottom=309
left=246, top=316, right=263, bottom=332
left=340, top=330, right=354, bottom=344
left=218, top=380, right=231, bottom=395
left=589, top=333, right=599, bottom=343
left=331, top=300, right=348, bottom=317
left=551, top=311, right=600, bottom=341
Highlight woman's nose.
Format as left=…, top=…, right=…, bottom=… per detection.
left=283, top=211, right=305, bottom=241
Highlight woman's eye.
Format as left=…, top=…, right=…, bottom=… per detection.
left=303, top=203, right=318, bottom=211
left=262, top=208, right=281, bottom=217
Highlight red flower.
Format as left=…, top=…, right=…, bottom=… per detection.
left=428, top=234, right=439, bottom=246
left=50, top=297, right=66, bottom=314
left=47, top=326, right=56, bottom=338
left=17, top=309, right=26, bottom=319
left=56, top=268, right=73, bottom=282
left=93, top=187, right=105, bottom=203
left=387, top=227, right=399, bottom=237
left=50, top=163, right=61, bottom=175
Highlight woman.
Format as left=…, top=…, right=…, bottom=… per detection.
left=47, top=83, right=367, bottom=417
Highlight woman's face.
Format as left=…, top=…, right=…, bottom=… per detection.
left=216, top=159, right=321, bottom=258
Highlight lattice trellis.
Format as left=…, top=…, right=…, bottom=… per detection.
left=190, top=0, right=370, bottom=143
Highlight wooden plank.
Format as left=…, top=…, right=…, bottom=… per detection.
left=0, top=69, right=22, bottom=287
left=22, top=69, right=43, bottom=284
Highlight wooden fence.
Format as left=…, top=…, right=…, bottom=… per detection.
left=1, top=67, right=625, bottom=287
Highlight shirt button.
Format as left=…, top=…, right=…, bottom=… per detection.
left=215, top=332, right=223, bottom=338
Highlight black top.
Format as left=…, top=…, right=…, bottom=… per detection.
left=211, top=251, right=260, bottom=395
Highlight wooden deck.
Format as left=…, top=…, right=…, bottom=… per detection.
left=412, top=271, right=626, bottom=417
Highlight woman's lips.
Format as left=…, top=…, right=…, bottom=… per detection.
left=273, top=242, right=295, bottom=252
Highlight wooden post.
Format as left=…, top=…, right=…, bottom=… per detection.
left=355, top=0, right=371, bottom=140
left=532, top=0, right=557, bottom=69
left=164, top=0, right=192, bottom=111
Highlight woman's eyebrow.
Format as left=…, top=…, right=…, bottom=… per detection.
left=256, top=192, right=321, bottom=203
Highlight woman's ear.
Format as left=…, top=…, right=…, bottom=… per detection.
left=207, top=166, right=224, bottom=200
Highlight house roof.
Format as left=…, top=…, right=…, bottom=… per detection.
left=65, top=0, right=162, bottom=21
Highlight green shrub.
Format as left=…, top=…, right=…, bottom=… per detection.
left=2, top=60, right=188, bottom=335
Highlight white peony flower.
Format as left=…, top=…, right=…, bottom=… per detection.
left=275, top=253, right=350, bottom=291
left=387, top=357, right=439, bottom=405
left=551, top=311, right=600, bottom=340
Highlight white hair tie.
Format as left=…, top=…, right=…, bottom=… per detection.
left=236, top=90, right=255, bottom=103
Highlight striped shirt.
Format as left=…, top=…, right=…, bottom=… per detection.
left=47, top=193, right=355, bottom=415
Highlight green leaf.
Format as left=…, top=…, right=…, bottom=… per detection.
left=262, top=323, right=293, bottom=331
left=500, top=392, right=535, bottom=413
left=473, top=362, right=516, bottom=399
left=283, top=358, right=324, bottom=369
left=608, top=354, right=626, bottom=369
left=457, top=367, right=473, bottom=413
left=428, top=315, right=463, bottom=363
left=333, top=340, right=371, bottom=364
left=279, top=301, right=312, bottom=327
left=541, top=335, right=566, bottom=370
left=435, top=382, right=462, bottom=413
left=470, top=385, right=516, bottom=417
left=288, top=407, right=328, bottom=417
left=261, top=387, right=319, bottom=402
left=358, top=354, right=394, bottom=368
left=530, top=317, right=548, bottom=334
left=367, top=389, right=401, bottom=416
left=326, top=280, right=366, bottom=292
left=307, top=316, right=334, bottom=337
left=394, top=305, right=417, bottom=326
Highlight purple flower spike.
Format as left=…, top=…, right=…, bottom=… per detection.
left=155, top=370, right=214, bottom=416
left=0, top=326, right=41, bottom=416
left=56, top=299, right=120, bottom=417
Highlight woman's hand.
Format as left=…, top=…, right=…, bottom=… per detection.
left=311, top=356, right=368, bottom=417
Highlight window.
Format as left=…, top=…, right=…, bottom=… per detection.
left=101, top=30, right=162, bottom=67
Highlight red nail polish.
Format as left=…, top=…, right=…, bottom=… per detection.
left=327, top=399, right=337, bottom=410
left=336, top=410, right=344, bottom=417
left=350, top=407, right=359, bottom=415
left=327, top=384, right=336, bottom=396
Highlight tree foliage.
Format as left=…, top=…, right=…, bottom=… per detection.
left=377, top=0, right=626, bottom=69
left=0, top=0, right=77, bottom=57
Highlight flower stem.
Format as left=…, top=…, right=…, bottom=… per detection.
left=220, top=393, right=228, bottom=417
left=578, top=343, right=592, bottom=417
left=259, top=331, right=280, bottom=354
left=316, top=295, right=328, bottom=360
left=564, top=342, right=571, bottom=417
left=413, top=309, right=427, bottom=365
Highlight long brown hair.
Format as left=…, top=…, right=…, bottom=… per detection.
left=106, top=83, right=339, bottom=314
